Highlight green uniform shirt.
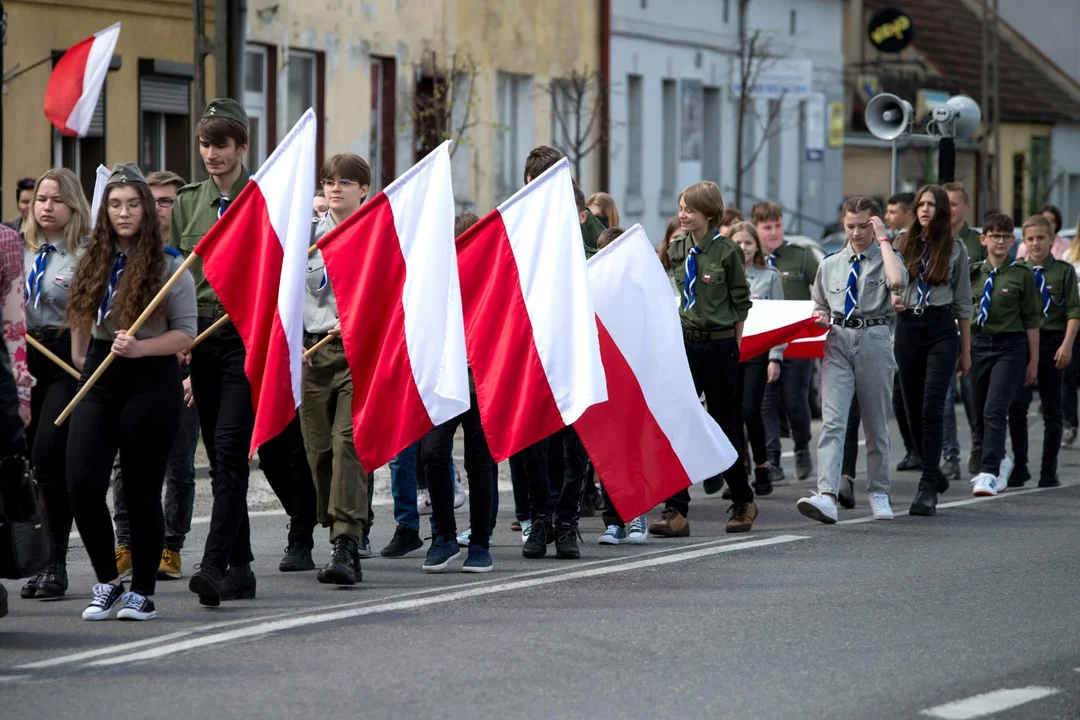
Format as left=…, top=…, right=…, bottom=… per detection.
left=580, top=210, right=604, bottom=259
left=1018, top=257, right=1080, bottom=333
left=767, top=241, right=819, bottom=301
left=169, top=169, right=252, bottom=315
left=669, top=228, right=752, bottom=331
left=959, top=224, right=985, bottom=266
left=970, top=259, right=1041, bottom=335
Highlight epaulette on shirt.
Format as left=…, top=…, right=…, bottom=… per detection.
left=176, top=182, right=202, bottom=196
left=163, top=246, right=182, bottom=258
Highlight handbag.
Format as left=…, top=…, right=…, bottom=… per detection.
left=0, top=457, right=52, bottom=580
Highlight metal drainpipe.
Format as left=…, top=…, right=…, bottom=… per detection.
left=598, top=0, right=610, bottom=192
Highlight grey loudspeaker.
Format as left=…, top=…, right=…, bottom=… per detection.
left=865, top=93, right=914, bottom=140
left=927, top=95, right=982, bottom=141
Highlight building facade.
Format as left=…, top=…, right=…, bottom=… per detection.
left=606, top=0, right=846, bottom=242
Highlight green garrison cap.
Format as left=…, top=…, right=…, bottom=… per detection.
left=201, top=98, right=249, bottom=131
left=105, top=163, right=148, bottom=187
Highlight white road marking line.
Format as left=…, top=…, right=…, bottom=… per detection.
left=85, top=535, right=808, bottom=667
left=0, top=675, right=34, bottom=684
left=17, top=535, right=756, bottom=670
left=834, top=484, right=1068, bottom=525
left=919, top=687, right=1061, bottom=719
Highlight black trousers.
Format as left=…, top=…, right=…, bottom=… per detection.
left=421, top=397, right=493, bottom=547
left=763, top=357, right=813, bottom=455
left=67, top=342, right=181, bottom=597
left=971, top=333, right=1029, bottom=476
left=1063, top=334, right=1080, bottom=427
left=667, top=336, right=751, bottom=515
left=1009, top=331, right=1065, bottom=476
left=895, top=309, right=961, bottom=488
left=192, top=320, right=316, bottom=571
left=26, top=331, right=77, bottom=564
left=515, top=426, right=588, bottom=525
left=741, top=356, right=769, bottom=466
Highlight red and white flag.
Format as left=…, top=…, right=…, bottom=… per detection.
left=740, top=299, right=827, bottom=361
left=574, top=225, right=737, bottom=520
left=44, top=23, right=120, bottom=137
left=194, top=109, right=316, bottom=456
left=456, top=158, right=607, bottom=461
left=318, top=141, right=469, bottom=471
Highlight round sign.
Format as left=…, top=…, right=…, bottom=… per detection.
left=868, top=7, right=914, bottom=53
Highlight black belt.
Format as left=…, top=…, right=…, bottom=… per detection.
left=304, top=332, right=341, bottom=345
left=197, top=306, right=227, bottom=319
left=26, top=327, right=67, bottom=341
left=899, top=305, right=951, bottom=318
left=831, top=316, right=890, bottom=329
left=683, top=328, right=735, bottom=342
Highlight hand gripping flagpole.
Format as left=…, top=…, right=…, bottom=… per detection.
left=54, top=253, right=200, bottom=426
left=25, top=335, right=80, bottom=379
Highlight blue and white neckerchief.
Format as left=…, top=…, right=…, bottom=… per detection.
left=25, top=244, right=55, bottom=308
left=916, top=251, right=930, bottom=309
left=682, top=230, right=720, bottom=311
left=976, top=261, right=1018, bottom=326
left=1032, top=259, right=1052, bottom=317
left=97, top=251, right=127, bottom=326
left=844, top=253, right=865, bottom=319
left=767, top=252, right=777, bottom=268
left=216, top=192, right=230, bottom=219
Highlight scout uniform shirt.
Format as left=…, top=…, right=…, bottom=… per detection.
left=581, top=210, right=605, bottom=259
left=894, top=238, right=973, bottom=320
left=91, top=247, right=197, bottom=341
left=746, top=263, right=785, bottom=361
left=960, top=224, right=986, bottom=266
left=812, top=240, right=907, bottom=320
left=969, top=259, right=1041, bottom=335
left=168, top=169, right=251, bottom=318
left=1017, top=256, right=1080, bottom=334
left=24, top=239, right=79, bottom=330
left=767, top=240, right=819, bottom=301
left=668, top=228, right=752, bottom=332
left=306, top=214, right=341, bottom=335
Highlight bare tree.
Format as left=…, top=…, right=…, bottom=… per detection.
left=409, top=52, right=481, bottom=160
left=538, top=68, right=609, bottom=182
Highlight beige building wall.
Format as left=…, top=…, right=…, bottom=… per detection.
left=2, top=0, right=215, bottom=220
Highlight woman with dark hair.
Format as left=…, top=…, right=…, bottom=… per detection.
left=1017, top=203, right=1069, bottom=259
left=65, top=164, right=196, bottom=621
left=18, top=168, right=91, bottom=601
left=892, top=184, right=972, bottom=515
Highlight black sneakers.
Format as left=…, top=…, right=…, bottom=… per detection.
left=189, top=564, right=225, bottom=607
left=753, top=466, right=773, bottom=497
left=220, top=563, right=257, bottom=600
left=0, top=583, right=8, bottom=619
left=117, top=591, right=157, bottom=621
left=380, top=524, right=424, bottom=558
left=523, top=517, right=554, bottom=558
left=554, top=523, right=582, bottom=559
left=279, top=544, right=315, bottom=572
left=82, top=582, right=126, bottom=620
left=318, top=536, right=361, bottom=585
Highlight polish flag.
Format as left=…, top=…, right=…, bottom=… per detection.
left=456, top=158, right=607, bottom=461
left=193, top=109, right=316, bottom=456
left=318, top=141, right=469, bottom=471
left=740, top=299, right=827, bottom=361
left=44, top=23, right=121, bottom=138
left=573, top=225, right=737, bottom=520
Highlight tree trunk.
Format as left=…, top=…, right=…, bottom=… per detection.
left=735, top=0, right=749, bottom=208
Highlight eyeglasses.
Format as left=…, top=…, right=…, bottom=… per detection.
left=320, top=179, right=356, bottom=190
left=155, top=197, right=175, bottom=209
left=107, top=201, right=143, bottom=213
left=986, top=233, right=1013, bottom=242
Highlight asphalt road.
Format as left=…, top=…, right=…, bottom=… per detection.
left=3, top=410, right=1079, bottom=719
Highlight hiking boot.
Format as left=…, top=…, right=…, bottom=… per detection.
left=278, top=544, right=315, bottom=572
left=20, top=573, right=42, bottom=599
left=115, top=545, right=133, bottom=580
left=158, top=549, right=182, bottom=580
left=522, top=517, right=554, bottom=558
left=36, top=563, right=68, bottom=599
left=648, top=508, right=689, bottom=537
left=381, top=524, right=424, bottom=557
left=794, top=449, right=814, bottom=480
left=221, top=563, right=257, bottom=600
left=319, top=536, right=360, bottom=585
left=896, top=450, right=922, bottom=472
left=726, top=501, right=757, bottom=533
left=189, top=564, right=225, bottom=607
left=555, top=523, right=582, bottom=559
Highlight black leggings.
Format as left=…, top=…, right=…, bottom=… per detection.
left=67, top=342, right=182, bottom=597
left=421, top=398, right=493, bottom=547
left=26, top=331, right=77, bottom=565
left=741, top=356, right=769, bottom=466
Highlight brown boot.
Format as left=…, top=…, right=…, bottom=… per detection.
left=725, top=501, right=758, bottom=533
left=648, top=508, right=689, bottom=537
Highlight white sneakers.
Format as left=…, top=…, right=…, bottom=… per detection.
left=798, top=492, right=893, bottom=523
left=998, top=456, right=1013, bottom=492
left=868, top=493, right=894, bottom=520
left=971, top=472, right=998, bottom=496
left=796, top=494, right=838, bottom=524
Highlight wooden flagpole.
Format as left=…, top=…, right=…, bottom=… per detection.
left=54, top=253, right=200, bottom=426
left=302, top=328, right=340, bottom=360
left=25, top=335, right=80, bottom=380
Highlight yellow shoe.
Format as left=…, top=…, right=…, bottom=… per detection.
left=115, top=546, right=133, bottom=579
left=158, top=549, right=182, bottom=580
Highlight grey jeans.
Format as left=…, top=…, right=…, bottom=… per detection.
left=111, top=400, right=200, bottom=551
left=817, top=325, right=897, bottom=496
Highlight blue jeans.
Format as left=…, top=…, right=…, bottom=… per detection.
left=943, top=375, right=961, bottom=461
left=389, top=442, right=420, bottom=531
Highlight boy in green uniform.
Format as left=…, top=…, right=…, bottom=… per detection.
left=968, top=213, right=1041, bottom=497
left=1006, top=215, right=1080, bottom=488
left=173, top=99, right=317, bottom=606
left=944, top=182, right=985, bottom=266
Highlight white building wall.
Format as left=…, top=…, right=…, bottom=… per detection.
left=608, top=0, right=845, bottom=243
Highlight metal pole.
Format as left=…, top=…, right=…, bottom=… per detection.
left=890, top=139, right=897, bottom=196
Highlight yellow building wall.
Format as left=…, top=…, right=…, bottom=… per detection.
left=2, top=0, right=215, bottom=219
left=994, top=123, right=1053, bottom=219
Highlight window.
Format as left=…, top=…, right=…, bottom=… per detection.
left=790, top=9, right=797, bottom=35
left=627, top=75, right=644, bottom=197
left=370, top=56, right=396, bottom=191
left=53, top=91, right=105, bottom=200
left=703, top=87, right=721, bottom=183
left=1029, top=136, right=1052, bottom=216
left=495, top=72, right=534, bottom=200
left=244, top=45, right=270, bottom=170
left=661, top=79, right=677, bottom=198
left=287, top=50, right=317, bottom=134
left=139, top=66, right=191, bottom=178
left=723, top=0, right=730, bottom=23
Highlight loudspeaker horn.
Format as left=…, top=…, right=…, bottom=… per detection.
left=865, top=93, right=913, bottom=141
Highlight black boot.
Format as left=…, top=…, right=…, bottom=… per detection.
left=554, top=523, right=582, bottom=560
left=189, top=564, right=225, bottom=607
left=221, top=563, right=257, bottom=600
left=1008, top=464, right=1030, bottom=488
left=279, top=544, right=315, bottom=572
left=910, top=482, right=938, bottom=516
left=380, top=524, right=423, bottom=558
left=0, top=583, right=7, bottom=619
left=36, top=562, right=68, bottom=599
left=753, top=466, right=773, bottom=496
left=523, top=516, right=553, bottom=559
left=318, top=536, right=360, bottom=586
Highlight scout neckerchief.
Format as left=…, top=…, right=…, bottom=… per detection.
left=97, top=250, right=126, bottom=326
left=1031, top=256, right=1053, bottom=317
left=682, top=230, right=720, bottom=311
left=845, top=251, right=866, bottom=319
left=26, top=244, right=55, bottom=308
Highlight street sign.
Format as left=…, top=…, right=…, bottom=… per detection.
left=868, top=7, right=914, bottom=53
